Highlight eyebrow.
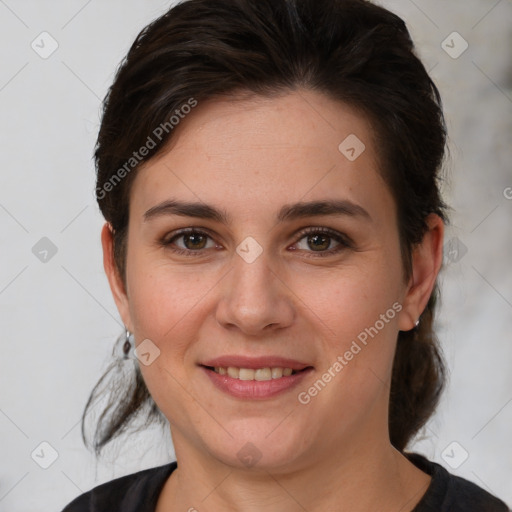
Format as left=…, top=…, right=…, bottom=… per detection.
left=143, top=198, right=371, bottom=224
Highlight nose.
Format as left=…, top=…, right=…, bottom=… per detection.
left=215, top=248, right=295, bottom=336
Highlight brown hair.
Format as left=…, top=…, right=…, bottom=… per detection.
left=83, top=0, right=447, bottom=455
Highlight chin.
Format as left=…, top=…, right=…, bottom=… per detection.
left=203, top=419, right=311, bottom=471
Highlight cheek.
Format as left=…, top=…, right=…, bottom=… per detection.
left=294, top=258, right=403, bottom=344
left=127, top=260, right=211, bottom=339
left=295, top=255, right=404, bottom=401
left=125, top=268, right=210, bottom=413
left=294, top=274, right=402, bottom=431
left=127, top=266, right=210, bottom=425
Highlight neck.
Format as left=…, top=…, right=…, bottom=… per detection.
left=156, top=428, right=431, bottom=512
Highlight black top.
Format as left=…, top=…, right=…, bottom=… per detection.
left=61, top=452, right=509, bottom=511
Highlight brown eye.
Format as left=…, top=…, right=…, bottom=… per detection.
left=163, top=229, right=217, bottom=254
left=293, top=227, right=352, bottom=257
left=181, top=232, right=208, bottom=250
left=305, top=233, right=331, bottom=251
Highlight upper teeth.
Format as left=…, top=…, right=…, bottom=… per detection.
left=214, top=367, right=294, bottom=381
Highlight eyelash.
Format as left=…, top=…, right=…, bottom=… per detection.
left=160, top=227, right=353, bottom=258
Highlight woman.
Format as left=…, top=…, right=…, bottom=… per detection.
left=62, top=0, right=510, bottom=510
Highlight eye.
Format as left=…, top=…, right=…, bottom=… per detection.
left=160, top=226, right=352, bottom=258
left=161, top=229, right=219, bottom=255
left=292, top=227, right=352, bottom=257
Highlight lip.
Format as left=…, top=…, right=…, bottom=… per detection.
left=201, top=365, right=314, bottom=399
left=200, top=355, right=312, bottom=371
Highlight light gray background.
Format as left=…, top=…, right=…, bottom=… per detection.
left=0, top=1, right=511, bottom=510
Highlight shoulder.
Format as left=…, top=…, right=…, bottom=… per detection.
left=60, top=461, right=177, bottom=512
left=406, top=452, right=510, bottom=512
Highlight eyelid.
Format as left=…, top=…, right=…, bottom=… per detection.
left=162, top=227, right=215, bottom=243
left=293, top=226, right=353, bottom=245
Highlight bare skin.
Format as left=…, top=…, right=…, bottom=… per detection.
left=102, top=89, right=443, bottom=511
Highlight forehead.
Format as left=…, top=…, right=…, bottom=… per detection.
left=129, top=90, right=394, bottom=224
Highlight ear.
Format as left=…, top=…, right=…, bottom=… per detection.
left=398, top=214, right=444, bottom=331
left=101, top=222, right=133, bottom=331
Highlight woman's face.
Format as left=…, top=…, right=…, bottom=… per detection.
left=104, top=90, right=436, bottom=471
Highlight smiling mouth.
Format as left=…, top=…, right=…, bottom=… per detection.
left=201, top=365, right=311, bottom=381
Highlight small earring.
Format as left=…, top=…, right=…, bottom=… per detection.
left=414, top=319, right=420, bottom=328
left=123, top=329, right=132, bottom=359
